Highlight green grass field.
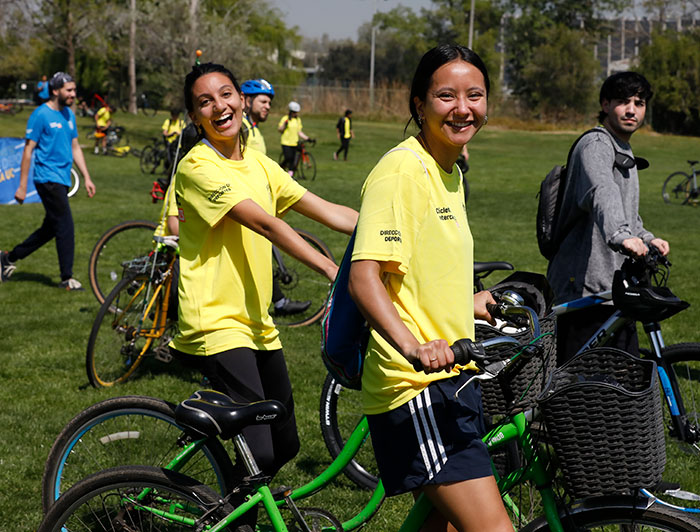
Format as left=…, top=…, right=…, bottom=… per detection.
left=0, top=107, right=698, bottom=531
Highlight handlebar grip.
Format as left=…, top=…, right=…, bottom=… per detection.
left=410, top=339, right=474, bottom=372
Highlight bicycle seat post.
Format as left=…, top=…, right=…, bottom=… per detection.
left=232, top=433, right=262, bottom=477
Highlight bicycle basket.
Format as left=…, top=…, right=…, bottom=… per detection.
left=121, top=254, right=168, bottom=277
left=536, top=348, right=665, bottom=498
left=477, top=313, right=556, bottom=416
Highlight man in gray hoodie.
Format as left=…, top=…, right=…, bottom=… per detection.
left=547, top=71, right=669, bottom=364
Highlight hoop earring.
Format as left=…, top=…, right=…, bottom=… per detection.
left=483, top=115, right=489, bottom=126
left=417, top=114, right=424, bottom=128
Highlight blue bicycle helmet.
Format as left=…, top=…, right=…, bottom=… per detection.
left=240, top=79, right=275, bottom=98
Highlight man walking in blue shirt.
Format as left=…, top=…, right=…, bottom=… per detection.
left=1, top=72, right=96, bottom=290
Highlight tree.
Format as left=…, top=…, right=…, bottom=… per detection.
left=638, top=29, right=700, bottom=133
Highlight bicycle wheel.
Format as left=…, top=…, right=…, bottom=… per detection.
left=653, top=343, right=700, bottom=512
left=88, top=220, right=157, bottom=304
left=140, top=145, right=155, bottom=173
left=320, top=374, right=379, bottom=490
left=41, top=395, right=236, bottom=511
left=519, top=496, right=700, bottom=531
left=86, top=274, right=161, bottom=387
left=662, top=172, right=692, bottom=205
left=68, top=167, right=80, bottom=198
left=272, top=228, right=335, bottom=327
left=38, top=466, right=234, bottom=532
left=299, top=151, right=317, bottom=181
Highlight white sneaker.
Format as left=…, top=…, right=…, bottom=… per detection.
left=58, top=278, right=84, bottom=291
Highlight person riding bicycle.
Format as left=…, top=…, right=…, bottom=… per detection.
left=347, top=44, right=512, bottom=532
left=169, top=62, right=357, bottom=529
left=546, top=71, right=670, bottom=364
left=277, top=101, right=313, bottom=177
left=93, top=103, right=114, bottom=155
left=241, top=78, right=312, bottom=316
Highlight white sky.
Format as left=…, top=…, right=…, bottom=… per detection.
left=268, top=0, right=436, bottom=40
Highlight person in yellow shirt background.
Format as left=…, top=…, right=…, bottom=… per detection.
left=277, top=101, right=313, bottom=177
left=161, top=108, right=186, bottom=172
left=93, top=104, right=114, bottom=155
left=333, top=108, right=354, bottom=161
left=241, top=78, right=274, bottom=155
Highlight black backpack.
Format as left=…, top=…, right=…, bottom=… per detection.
left=536, top=129, right=603, bottom=261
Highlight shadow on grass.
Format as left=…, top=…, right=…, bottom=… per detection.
left=9, top=271, right=56, bottom=287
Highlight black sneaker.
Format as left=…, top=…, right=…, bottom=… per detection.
left=0, top=251, right=16, bottom=282
left=272, top=298, right=311, bottom=316
left=58, top=278, right=85, bottom=291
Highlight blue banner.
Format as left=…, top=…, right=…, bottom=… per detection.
left=0, top=137, right=39, bottom=205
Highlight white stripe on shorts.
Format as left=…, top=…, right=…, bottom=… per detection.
left=408, top=388, right=448, bottom=480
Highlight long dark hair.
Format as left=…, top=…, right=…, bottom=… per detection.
left=407, top=44, right=490, bottom=132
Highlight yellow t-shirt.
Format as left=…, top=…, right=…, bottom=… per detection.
left=353, top=136, right=476, bottom=415
left=153, top=175, right=180, bottom=238
left=278, top=116, right=303, bottom=147
left=242, top=115, right=267, bottom=155
left=170, top=141, right=307, bottom=356
left=95, top=107, right=111, bottom=128
left=343, top=117, right=352, bottom=139
left=161, top=118, right=185, bottom=143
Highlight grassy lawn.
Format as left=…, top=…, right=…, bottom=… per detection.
left=0, top=107, right=698, bottom=531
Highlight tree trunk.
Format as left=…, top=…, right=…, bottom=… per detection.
left=66, top=4, right=76, bottom=79
left=128, top=0, right=137, bottom=114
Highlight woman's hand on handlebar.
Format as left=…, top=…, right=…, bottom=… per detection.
left=650, top=238, right=670, bottom=256
left=408, top=339, right=454, bottom=374
left=474, top=290, right=497, bottom=325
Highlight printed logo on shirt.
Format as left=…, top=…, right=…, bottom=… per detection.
left=49, top=122, right=63, bottom=129
left=178, top=207, right=186, bottom=222
left=26, top=128, right=33, bottom=135
left=208, top=183, right=231, bottom=202
left=435, top=206, right=456, bottom=221
left=380, top=229, right=402, bottom=242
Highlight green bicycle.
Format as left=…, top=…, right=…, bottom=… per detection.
left=39, top=304, right=700, bottom=531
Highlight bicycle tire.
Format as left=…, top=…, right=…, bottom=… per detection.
left=662, top=172, right=692, bottom=205
left=38, top=465, right=234, bottom=532
left=41, top=395, right=236, bottom=511
left=300, top=151, right=317, bottom=181
left=142, top=103, right=158, bottom=117
left=86, top=274, right=161, bottom=387
left=653, top=343, right=700, bottom=512
left=68, top=167, right=80, bottom=198
left=140, top=145, right=155, bottom=173
left=518, top=496, right=700, bottom=531
left=88, top=219, right=158, bottom=304
left=272, top=228, right=335, bottom=328
left=319, top=374, right=379, bottom=490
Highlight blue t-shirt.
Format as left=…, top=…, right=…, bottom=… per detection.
left=25, top=104, right=77, bottom=186
left=38, top=81, right=49, bottom=100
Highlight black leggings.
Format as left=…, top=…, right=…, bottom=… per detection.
left=280, top=145, right=298, bottom=171
left=335, top=137, right=350, bottom=160
left=9, top=181, right=74, bottom=280
left=172, top=346, right=300, bottom=527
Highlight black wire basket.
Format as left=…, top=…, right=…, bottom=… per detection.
left=536, top=348, right=665, bottom=498
left=477, top=313, right=557, bottom=417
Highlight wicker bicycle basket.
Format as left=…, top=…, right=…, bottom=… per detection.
left=477, top=313, right=557, bottom=417
left=536, top=348, right=665, bottom=498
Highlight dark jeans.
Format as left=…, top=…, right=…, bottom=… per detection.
left=172, top=346, right=300, bottom=527
left=556, top=304, right=639, bottom=366
left=9, top=181, right=74, bottom=281
left=335, top=137, right=350, bottom=160
left=280, top=145, right=298, bottom=171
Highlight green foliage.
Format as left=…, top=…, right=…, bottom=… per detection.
left=638, top=29, right=700, bottom=134
left=521, top=24, right=600, bottom=119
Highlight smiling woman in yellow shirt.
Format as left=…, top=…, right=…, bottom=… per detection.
left=169, top=62, right=357, bottom=529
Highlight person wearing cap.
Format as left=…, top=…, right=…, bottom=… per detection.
left=241, top=79, right=274, bottom=155
left=0, top=72, right=96, bottom=290
left=277, top=101, right=312, bottom=176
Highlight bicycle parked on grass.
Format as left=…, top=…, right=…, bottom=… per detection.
left=0, top=100, right=23, bottom=114
left=140, top=136, right=173, bottom=175
left=41, top=305, right=700, bottom=531
left=322, top=251, right=700, bottom=516
left=279, top=140, right=317, bottom=181
left=85, top=125, right=130, bottom=157
left=120, top=91, right=159, bottom=117
left=663, top=160, right=700, bottom=206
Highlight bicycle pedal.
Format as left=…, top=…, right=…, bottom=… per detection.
left=153, top=346, right=173, bottom=363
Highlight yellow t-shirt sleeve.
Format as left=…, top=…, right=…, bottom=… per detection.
left=353, top=166, right=430, bottom=274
